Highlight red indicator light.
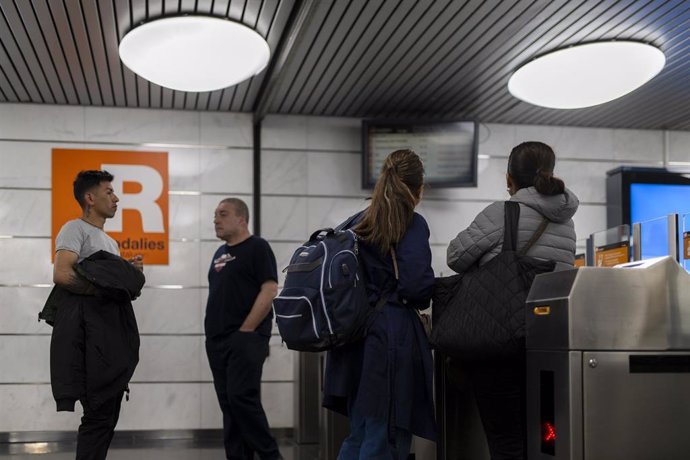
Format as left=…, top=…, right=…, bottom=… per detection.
left=543, top=422, right=556, bottom=442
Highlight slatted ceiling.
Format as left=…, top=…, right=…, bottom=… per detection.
left=279, top=0, right=351, bottom=114
left=286, top=0, right=357, bottom=114
left=270, top=1, right=334, bottom=113
left=322, top=0, right=417, bottom=117
left=337, top=0, right=435, bottom=117
left=8, top=1, right=63, bottom=104
left=386, top=0, right=542, bottom=119
left=0, top=1, right=689, bottom=129
left=434, top=0, right=594, bottom=121
left=310, top=0, right=395, bottom=116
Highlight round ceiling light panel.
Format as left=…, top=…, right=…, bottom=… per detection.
left=119, top=16, right=270, bottom=92
left=508, top=41, right=665, bottom=109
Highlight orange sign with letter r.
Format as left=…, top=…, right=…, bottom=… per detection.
left=52, top=149, right=169, bottom=264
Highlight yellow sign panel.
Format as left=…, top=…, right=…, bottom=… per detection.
left=52, top=149, right=169, bottom=265
left=595, top=242, right=629, bottom=267
left=684, top=231, right=690, bottom=260
left=574, top=254, right=586, bottom=268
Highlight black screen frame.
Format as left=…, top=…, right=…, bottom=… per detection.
left=361, top=119, right=479, bottom=189
left=606, top=166, right=690, bottom=228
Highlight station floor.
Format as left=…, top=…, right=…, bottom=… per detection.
left=0, top=435, right=321, bottom=460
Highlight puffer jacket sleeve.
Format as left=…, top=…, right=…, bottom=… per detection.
left=395, top=213, right=435, bottom=309
left=447, top=201, right=505, bottom=273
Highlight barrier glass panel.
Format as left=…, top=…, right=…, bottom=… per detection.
left=591, top=225, right=630, bottom=267
left=638, top=216, right=670, bottom=261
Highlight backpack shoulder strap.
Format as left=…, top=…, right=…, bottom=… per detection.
left=502, top=201, right=520, bottom=253
left=503, top=201, right=550, bottom=256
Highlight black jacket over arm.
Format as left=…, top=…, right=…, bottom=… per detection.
left=42, top=250, right=145, bottom=412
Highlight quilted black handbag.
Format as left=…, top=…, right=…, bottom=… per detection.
left=430, top=201, right=555, bottom=362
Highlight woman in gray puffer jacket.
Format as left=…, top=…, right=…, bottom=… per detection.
left=446, top=141, right=578, bottom=460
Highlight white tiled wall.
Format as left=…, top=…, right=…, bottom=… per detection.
left=0, top=103, right=294, bottom=433
left=1, top=103, right=688, bottom=435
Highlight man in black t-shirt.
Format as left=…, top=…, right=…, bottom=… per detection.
left=205, top=198, right=282, bottom=460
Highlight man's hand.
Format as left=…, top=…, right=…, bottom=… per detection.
left=129, top=255, right=144, bottom=272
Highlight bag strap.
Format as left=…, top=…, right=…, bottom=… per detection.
left=390, top=247, right=400, bottom=280
left=518, top=218, right=550, bottom=256
left=502, top=201, right=550, bottom=256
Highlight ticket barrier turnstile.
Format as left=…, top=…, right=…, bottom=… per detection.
left=525, top=256, right=690, bottom=460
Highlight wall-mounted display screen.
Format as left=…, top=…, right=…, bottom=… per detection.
left=362, top=120, right=478, bottom=189
left=607, top=167, right=690, bottom=264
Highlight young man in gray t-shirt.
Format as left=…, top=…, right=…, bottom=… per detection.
left=53, top=170, right=143, bottom=459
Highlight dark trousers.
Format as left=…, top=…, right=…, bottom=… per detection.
left=76, top=390, right=124, bottom=460
left=469, top=356, right=526, bottom=460
left=206, top=331, right=280, bottom=460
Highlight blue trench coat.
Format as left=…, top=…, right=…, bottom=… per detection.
left=322, top=212, right=437, bottom=441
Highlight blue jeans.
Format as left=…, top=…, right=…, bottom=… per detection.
left=337, top=410, right=412, bottom=460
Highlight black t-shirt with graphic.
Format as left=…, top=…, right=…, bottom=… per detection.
left=205, top=236, right=278, bottom=339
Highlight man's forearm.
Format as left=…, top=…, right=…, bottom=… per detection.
left=240, top=290, right=275, bottom=331
left=58, top=270, right=98, bottom=296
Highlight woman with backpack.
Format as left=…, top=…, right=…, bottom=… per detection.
left=323, top=149, right=436, bottom=459
left=446, top=141, right=579, bottom=459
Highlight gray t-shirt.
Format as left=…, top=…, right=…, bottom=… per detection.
left=55, top=219, right=120, bottom=262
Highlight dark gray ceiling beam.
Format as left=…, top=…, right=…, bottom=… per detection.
left=253, top=0, right=317, bottom=123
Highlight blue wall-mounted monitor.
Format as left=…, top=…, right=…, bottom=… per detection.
left=362, top=119, right=478, bottom=189
left=607, top=167, right=690, bottom=262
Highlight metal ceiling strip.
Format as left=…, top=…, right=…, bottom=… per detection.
left=0, top=1, right=44, bottom=102
left=63, top=0, right=104, bottom=105
left=3, top=0, right=63, bottom=104
left=161, top=86, right=175, bottom=109
left=310, top=0, right=390, bottom=115
left=174, top=90, right=187, bottom=109
left=212, top=0, right=232, bottom=16
left=0, top=65, right=18, bottom=101
left=283, top=0, right=357, bottom=114
left=221, top=85, right=238, bottom=112
left=300, top=0, right=381, bottom=114
left=81, top=0, right=114, bottom=106
left=180, top=0, right=199, bottom=14
left=339, top=0, right=439, bottom=116
left=29, top=1, right=82, bottom=104
left=379, top=0, right=503, bottom=118
left=466, top=1, right=619, bottom=123
left=96, top=0, right=126, bottom=107
left=407, top=0, right=571, bottom=119
left=185, top=91, right=199, bottom=110
left=196, top=91, right=211, bottom=111
left=319, top=0, right=413, bottom=116
left=231, top=79, right=251, bottom=112
left=228, top=0, right=248, bottom=21
left=361, top=0, right=485, bottom=118
left=147, top=0, right=165, bottom=19
left=254, top=0, right=317, bottom=119
left=278, top=1, right=338, bottom=113
left=238, top=0, right=283, bottom=112
left=196, top=0, right=216, bottom=14
left=229, top=0, right=265, bottom=111
left=478, top=0, right=640, bottom=123
left=642, top=2, right=690, bottom=44
left=113, top=0, right=138, bottom=106
left=206, top=88, right=225, bottom=111
left=530, top=4, right=690, bottom=128
left=129, top=0, right=150, bottom=107
left=346, top=0, right=453, bottom=117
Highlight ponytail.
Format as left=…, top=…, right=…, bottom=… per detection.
left=354, top=150, right=423, bottom=251
left=533, top=169, right=565, bottom=195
